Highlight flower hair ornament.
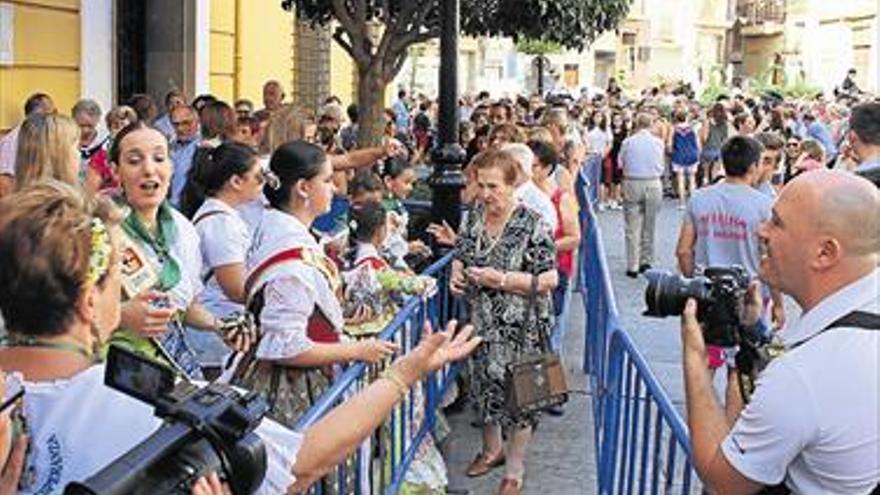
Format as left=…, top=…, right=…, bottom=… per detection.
left=85, top=217, right=113, bottom=287
left=263, top=169, right=282, bottom=191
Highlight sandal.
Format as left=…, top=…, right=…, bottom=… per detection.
left=465, top=450, right=505, bottom=477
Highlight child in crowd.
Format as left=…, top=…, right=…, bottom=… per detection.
left=341, top=200, right=445, bottom=494
left=342, top=200, right=435, bottom=337
left=349, top=169, right=384, bottom=205
left=380, top=156, right=431, bottom=271
left=670, top=109, right=701, bottom=209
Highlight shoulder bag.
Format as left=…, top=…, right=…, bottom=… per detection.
left=504, top=273, right=569, bottom=417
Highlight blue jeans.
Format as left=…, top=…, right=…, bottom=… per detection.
left=550, top=270, right=571, bottom=353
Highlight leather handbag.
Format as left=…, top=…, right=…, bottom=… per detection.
left=505, top=274, right=569, bottom=417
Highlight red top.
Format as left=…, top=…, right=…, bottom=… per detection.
left=551, top=188, right=574, bottom=277
left=355, top=255, right=390, bottom=271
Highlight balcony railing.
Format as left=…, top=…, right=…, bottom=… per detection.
left=736, top=0, right=786, bottom=25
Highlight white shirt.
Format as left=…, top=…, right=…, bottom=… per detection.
left=722, top=268, right=880, bottom=494
left=194, top=198, right=251, bottom=318
left=12, top=365, right=300, bottom=494
left=247, top=209, right=344, bottom=361
left=515, top=181, right=557, bottom=234
left=586, top=127, right=612, bottom=156
left=0, top=124, right=20, bottom=176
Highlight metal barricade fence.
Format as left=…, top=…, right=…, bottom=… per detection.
left=575, top=171, right=701, bottom=494
left=293, top=251, right=462, bottom=495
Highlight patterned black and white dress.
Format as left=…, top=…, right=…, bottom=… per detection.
left=455, top=204, right=557, bottom=428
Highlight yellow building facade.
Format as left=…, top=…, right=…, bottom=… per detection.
left=0, top=0, right=83, bottom=130
left=1, top=0, right=359, bottom=133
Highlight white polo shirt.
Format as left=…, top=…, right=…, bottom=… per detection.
left=722, top=268, right=880, bottom=494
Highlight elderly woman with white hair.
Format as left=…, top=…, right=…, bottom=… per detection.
left=501, top=142, right=558, bottom=234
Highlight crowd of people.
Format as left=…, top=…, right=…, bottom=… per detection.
left=0, top=68, right=877, bottom=495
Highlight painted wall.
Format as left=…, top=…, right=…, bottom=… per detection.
left=237, top=0, right=295, bottom=106
left=329, top=38, right=356, bottom=108
left=0, top=0, right=81, bottom=131
left=209, top=0, right=295, bottom=106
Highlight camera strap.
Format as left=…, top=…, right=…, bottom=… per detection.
left=788, top=311, right=880, bottom=351
left=754, top=310, right=880, bottom=495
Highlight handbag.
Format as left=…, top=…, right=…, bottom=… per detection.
left=504, top=273, right=569, bottom=417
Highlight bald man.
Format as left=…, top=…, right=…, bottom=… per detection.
left=681, top=170, right=879, bottom=494
left=262, top=80, right=285, bottom=114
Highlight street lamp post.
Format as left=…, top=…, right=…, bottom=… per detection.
left=429, top=0, right=466, bottom=232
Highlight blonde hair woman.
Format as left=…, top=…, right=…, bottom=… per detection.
left=13, top=113, right=80, bottom=190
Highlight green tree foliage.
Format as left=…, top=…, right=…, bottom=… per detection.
left=515, top=39, right=562, bottom=56
left=282, top=0, right=630, bottom=145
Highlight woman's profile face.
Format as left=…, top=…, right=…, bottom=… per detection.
left=236, top=160, right=265, bottom=203
left=387, top=168, right=416, bottom=200
left=305, top=158, right=335, bottom=217
left=115, top=128, right=172, bottom=212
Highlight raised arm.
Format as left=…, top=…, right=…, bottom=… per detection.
left=292, top=321, right=481, bottom=491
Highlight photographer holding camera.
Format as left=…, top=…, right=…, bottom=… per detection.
left=676, top=135, right=785, bottom=369
left=681, top=169, right=879, bottom=494
left=0, top=181, right=481, bottom=494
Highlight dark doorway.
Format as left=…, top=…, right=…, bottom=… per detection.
left=116, top=0, right=147, bottom=103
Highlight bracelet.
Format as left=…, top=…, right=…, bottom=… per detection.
left=499, top=272, right=508, bottom=290
left=382, top=368, right=409, bottom=399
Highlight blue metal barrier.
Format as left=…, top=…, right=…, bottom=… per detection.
left=575, top=171, right=700, bottom=494
left=294, top=252, right=461, bottom=495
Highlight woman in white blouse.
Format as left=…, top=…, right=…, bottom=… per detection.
left=107, top=122, right=235, bottom=378
left=179, top=142, right=264, bottom=365
left=235, top=140, right=397, bottom=427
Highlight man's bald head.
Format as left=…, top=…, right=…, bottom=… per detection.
left=262, top=80, right=285, bottom=112
left=787, top=170, right=880, bottom=257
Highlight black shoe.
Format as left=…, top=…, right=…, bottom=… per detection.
left=544, top=405, right=565, bottom=416
left=638, top=263, right=652, bottom=273
left=625, top=270, right=639, bottom=279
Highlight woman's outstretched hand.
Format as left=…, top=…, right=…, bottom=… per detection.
left=409, top=320, right=482, bottom=374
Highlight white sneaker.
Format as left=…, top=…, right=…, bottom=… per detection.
left=597, top=202, right=607, bottom=212
left=611, top=201, right=623, bottom=210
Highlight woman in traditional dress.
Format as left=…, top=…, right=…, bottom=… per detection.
left=235, top=140, right=398, bottom=426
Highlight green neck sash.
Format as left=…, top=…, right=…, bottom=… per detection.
left=121, top=201, right=181, bottom=291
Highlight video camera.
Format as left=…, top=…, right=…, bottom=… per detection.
left=64, top=346, right=269, bottom=495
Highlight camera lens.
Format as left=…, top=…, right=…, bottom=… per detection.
left=644, top=270, right=710, bottom=317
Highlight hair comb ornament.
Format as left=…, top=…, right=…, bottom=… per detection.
left=263, top=169, right=282, bottom=191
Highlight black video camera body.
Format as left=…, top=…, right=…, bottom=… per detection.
left=64, top=346, right=269, bottom=495
left=644, top=266, right=751, bottom=347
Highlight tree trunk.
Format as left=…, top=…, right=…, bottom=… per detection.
left=356, top=64, right=388, bottom=148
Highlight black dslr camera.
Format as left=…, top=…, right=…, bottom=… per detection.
left=64, top=346, right=269, bottom=495
left=643, top=266, right=750, bottom=347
